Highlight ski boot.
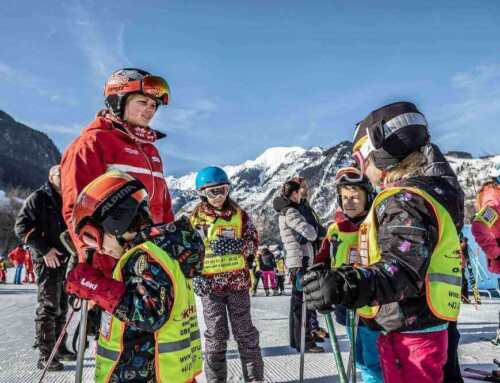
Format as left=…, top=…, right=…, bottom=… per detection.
left=37, top=356, right=64, bottom=371
left=264, top=289, right=269, bottom=297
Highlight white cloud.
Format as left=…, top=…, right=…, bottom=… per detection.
left=65, top=1, right=130, bottom=84
left=153, top=99, right=218, bottom=132
left=28, top=122, right=83, bottom=135
left=0, top=61, right=77, bottom=106
left=433, top=63, right=500, bottom=154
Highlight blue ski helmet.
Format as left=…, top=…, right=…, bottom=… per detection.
left=195, top=166, right=230, bottom=190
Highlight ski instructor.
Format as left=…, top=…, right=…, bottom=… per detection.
left=61, top=68, right=174, bottom=274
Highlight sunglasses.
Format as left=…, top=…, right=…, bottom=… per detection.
left=202, top=185, right=229, bottom=199
left=105, top=75, right=170, bottom=105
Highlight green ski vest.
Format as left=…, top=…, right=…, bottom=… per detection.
left=356, top=187, right=462, bottom=322
left=95, top=241, right=202, bottom=383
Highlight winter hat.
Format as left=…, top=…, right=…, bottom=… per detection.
left=353, top=101, right=430, bottom=170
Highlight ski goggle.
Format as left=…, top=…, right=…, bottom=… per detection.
left=201, top=184, right=230, bottom=199
left=335, top=167, right=364, bottom=184
left=105, top=75, right=170, bottom=105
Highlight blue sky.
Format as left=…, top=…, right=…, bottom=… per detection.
left=1, top=1, right=500, bottom=176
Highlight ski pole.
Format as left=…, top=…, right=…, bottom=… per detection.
left=38, top=308, right=76, bottom=383
left=75, top=299, right=89, bottom=383
left=324, top=312, right=348, bottom=383
left=299, top=290, right=307, bottom=383
left=346, top=309, right=358, bottom=382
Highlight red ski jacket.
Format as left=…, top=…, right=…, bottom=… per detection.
left=61, top=116, right=174, bottom=265
left=8, top=246, right=28, bottom=266
left=471, top=201, right=500, bottom=274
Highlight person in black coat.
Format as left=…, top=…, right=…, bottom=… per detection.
left=15, top=165, right=75, bottom=371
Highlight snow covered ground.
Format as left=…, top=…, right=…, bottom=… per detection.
left=0, top=268, right=498, bottom=382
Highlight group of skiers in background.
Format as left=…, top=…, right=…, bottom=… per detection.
left=0, top=243, right=35, bottom=284
left=4, top=66, right=499, bottom=383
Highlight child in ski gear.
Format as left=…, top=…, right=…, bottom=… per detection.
left=471, top=176, right=500, bottom=346
left=273, top=179, right=324, bottom=353
left=60, top=68, right=174, bottom=277
left=190, top=166, right=264, bottom=383
left=0, top=255, right=7, bottom=283
left=15, top=165, right=75, bottom=370
left=22, top=246, right=35, bottom=283
left=303, top=102, right=463, bottom=383
left=7, top=244, right=25, bottom=284
left=275, top=251, right=286, bottom=295
left=314, top=166, right=382, bottom=383
left=66, top=171, right=204, bottom=383
left=258, top=247, right=277, bottom=296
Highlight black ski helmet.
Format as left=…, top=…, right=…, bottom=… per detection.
left=104, top=68, right=170, bottom=119
left=335, top=167, right=375, bottom=210
left=353, top=101, right=430, bottom=170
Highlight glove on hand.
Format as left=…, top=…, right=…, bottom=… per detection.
left=302, top=263, right=361, bottom=313
left=66, top=263, right=125, bottom=313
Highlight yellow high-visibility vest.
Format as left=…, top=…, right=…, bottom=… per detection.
left=95, top=241, right=202, bottom=383
left=357, top=187, right=462, bottom=322
left=191, top=209, right=246, bottom=275
left=325, top=223, right=359, bottom=269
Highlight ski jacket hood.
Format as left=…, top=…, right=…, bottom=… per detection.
left=400, top=143, right=465, bottom=231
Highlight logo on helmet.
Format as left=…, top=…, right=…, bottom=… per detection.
left=99, top=184, right=139, bottom=216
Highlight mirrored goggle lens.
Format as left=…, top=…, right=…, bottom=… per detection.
left=142, top=76, right=169, bottom=105
left=204, top=185, right=229, bottom=199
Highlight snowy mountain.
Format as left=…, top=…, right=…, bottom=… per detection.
left=167, top=143, right=500, bottom=244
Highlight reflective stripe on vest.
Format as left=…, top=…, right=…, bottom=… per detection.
left=325, top=223, right=359, bottom=269
left=95, top=241, right=202, bottom=383
left=191, top=209, right=246, bottom=275
left=356, top=187, right=462, bottom=322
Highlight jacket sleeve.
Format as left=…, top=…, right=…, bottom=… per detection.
left=285, top=208, right=318, bottom=242
left=351, top=191, right=439, bottom=308
left=113, top=250, right=175, bottom=332
left=241, top=210, right=259, bottom=262
left=163, top=182, right=175, bottom=224
left=14, top=191, right=51, bottom=258
left=60, top=134, right=107, bottom=254
left=471, top=220, right=500, bottom=261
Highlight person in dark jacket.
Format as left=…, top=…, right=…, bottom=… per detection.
left=258, top=247, right=277, bottom=296
left=15, top=165, right=75, bottom=371
left=303, top=102, right=464, bottom=383
left=293, top=177, right=329, bottom=341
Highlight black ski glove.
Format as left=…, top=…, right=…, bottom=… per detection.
left=302, top=263, right=361, bottom=313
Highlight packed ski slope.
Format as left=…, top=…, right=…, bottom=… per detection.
left=0, top=268, right=498, bottom=382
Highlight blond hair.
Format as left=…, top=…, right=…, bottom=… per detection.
left=382, top=151, right=427, bottom=186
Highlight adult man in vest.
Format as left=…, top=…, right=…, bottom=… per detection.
left=303, top=102, right=462, bottom=382
left=65, top=171, right=204, bottom=382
